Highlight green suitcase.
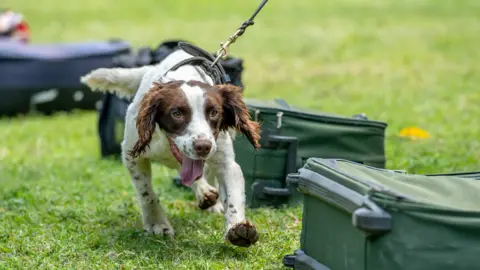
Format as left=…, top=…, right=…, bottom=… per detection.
left=283, top=158, right=480, bottom=270
left=232, top=99, right=387, bottom=208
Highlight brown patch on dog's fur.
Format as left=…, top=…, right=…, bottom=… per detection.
left=216, top=84, right=261, bottom=149
left=185, top=81, right=261, bottom=147
left=129, top=80, right=190, bottom=158
left=129, top=80, right=261, bottom=158
left=200, top=83, right=225, bottom=140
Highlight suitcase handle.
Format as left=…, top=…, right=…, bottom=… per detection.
left=263, top=186, right=291, bottom=196
left=261, top=173, right=300, bottom=197
left=286, top=173, right=300, bottom=186
left=295, top=168, right=392, bottom=235
left=258, top=135, right=299, bottom=198
left=264, top=135, right=298, bottom=177
left=353, top=206, right=392, bottom=234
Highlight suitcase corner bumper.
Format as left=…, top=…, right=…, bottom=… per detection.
left=282, top=250, right=331, bottom=270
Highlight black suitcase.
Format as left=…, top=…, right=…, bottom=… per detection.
left=0, top=39, right=131, bottom=116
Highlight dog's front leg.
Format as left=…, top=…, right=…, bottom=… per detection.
left=190, top=175, right=221, bottom=211
left=211, top=132, right=259, bottom=247
left=188, top=164, right=225, bottom=213
left=216, top=160, right=258, bottom=247
left=123, top=155, right=174, bottom=237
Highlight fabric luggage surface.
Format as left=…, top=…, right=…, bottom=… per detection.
left=0, top=39, right=131, bottom=116
left=283, top=158, right=480, bottom=270
left=233, top=99, right=387, bottom=208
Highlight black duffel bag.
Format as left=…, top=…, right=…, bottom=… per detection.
left=97, top=40, right=245, bottom=157
left=0, top=39, right=131, bottom=116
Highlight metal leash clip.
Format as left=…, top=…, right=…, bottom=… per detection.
left=211, top=0, right=269, bottom=67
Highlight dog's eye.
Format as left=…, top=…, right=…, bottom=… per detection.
left=210, top=109, right=218, bottom=118
left=171, top=109, right=183, bottom=119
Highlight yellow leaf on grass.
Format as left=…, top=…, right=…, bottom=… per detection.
left=399, top=127, right=430, bottom=140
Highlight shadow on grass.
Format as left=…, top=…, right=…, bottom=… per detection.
left=95, top=212, right=252, bottom=262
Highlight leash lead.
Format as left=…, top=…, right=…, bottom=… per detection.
left=211, top=0, right=269, bottom=67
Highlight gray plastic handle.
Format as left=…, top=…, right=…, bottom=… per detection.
left=297, top=168, right=392, bottom=235
left=252, top=135, right=298, bottom=199
left=286, top=173, right=300, bottom=186
left=266, top=135, right=298, bottom=175
left=259, top=173, right=300, bottom=197
left=283, top=250, right=331, bottom=270
left=352, top=207, right=392, bottom=233
left=263, top=186, right=291, bottom=196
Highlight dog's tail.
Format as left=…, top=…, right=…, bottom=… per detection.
left=80, top=66, right=153, bottom=98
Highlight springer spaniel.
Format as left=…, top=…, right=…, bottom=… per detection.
left=80, top=49, right=261, bottom=247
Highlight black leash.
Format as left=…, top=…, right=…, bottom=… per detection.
left=166, top=0, right=269, bottom=85
left=211, top=0, right=269, bottom=67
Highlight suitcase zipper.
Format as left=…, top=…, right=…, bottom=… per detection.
left=424, top=171, right=480, bottom=178
left=247, top=104, right=387, bottom=128
left=326, top=159, right=480, bottom=179
left=330, top=159, right=407, bottom=174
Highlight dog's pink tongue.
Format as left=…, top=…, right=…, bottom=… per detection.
left=180, top=157, right=204, bottom=187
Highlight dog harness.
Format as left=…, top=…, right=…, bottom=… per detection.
left=166, top=42, right=232, bottom=85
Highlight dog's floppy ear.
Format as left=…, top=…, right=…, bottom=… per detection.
left=129, top=82, right=166, bottom=158
left=217, top=84, right=261, bottom=149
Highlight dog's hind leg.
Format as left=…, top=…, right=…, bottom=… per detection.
left=123, top=154, right=174, bottom=237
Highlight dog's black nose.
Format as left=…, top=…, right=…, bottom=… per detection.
left=193, top=138, right=212, bottom=157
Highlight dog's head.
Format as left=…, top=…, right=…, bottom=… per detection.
left=129, top=80, right=261, bottom=186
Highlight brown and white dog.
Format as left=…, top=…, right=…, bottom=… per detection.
left=80, top=49, right=261, bottom=247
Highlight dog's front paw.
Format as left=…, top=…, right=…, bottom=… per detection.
left=226, top=220, right=259, bottom=247
left=198, top=188, right=219, bottom=210
left=144, top=223, right=175, bottom=237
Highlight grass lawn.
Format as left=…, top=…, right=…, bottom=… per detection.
left=1, top=0, right=479, bottom=268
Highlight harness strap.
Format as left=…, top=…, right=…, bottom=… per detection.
left=165, top=42, right=231, bottom=85
left=168, top=56, right=230, bottom=85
